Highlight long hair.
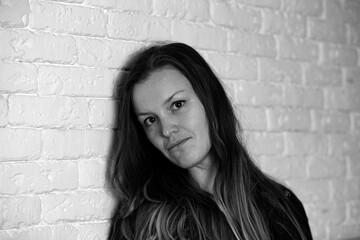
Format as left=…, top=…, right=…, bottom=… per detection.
left=109, top=42, right=309, bottom=240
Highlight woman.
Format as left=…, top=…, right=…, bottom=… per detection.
left=108, top=42, right=313, bottom=240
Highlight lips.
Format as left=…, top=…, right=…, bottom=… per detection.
left=167, top=137, right=191, bottom=151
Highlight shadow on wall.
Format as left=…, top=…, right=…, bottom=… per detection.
left=105, top=43, right=158, bottom=239
left=105, top=58, right=131, bottom=239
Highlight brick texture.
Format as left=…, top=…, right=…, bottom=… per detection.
left=0, top=0, right=359, bottom=239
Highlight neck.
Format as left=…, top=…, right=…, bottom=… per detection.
left=188, top=158, right=217, bottom=193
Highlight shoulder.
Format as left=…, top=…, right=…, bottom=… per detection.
left=262, top=185, right=313, bottom=240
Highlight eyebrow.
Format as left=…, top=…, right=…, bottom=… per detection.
left=136, top=89, right=185, bottom=116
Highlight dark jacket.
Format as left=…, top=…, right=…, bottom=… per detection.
left=265, top=187, right=313, bottom=240
left=108, top=187, right=313, bottom=240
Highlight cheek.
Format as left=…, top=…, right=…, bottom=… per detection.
left=145, top=129, right=163, bottom=150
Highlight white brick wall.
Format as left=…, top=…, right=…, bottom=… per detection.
left=0, top=0, right=359, bottom=239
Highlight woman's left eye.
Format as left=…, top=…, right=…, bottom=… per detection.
left=172, top=100, right=185, bottom=110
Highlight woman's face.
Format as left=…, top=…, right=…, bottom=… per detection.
left=132, top=67, right=212, bottom=170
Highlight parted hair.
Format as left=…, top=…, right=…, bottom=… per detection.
left=108, top=42, right=309, bottom=240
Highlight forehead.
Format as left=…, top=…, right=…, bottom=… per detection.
left=132, top=68, right=195, bottom=111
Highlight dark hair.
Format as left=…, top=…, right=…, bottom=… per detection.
left=108, top=42, right=310, bottom=240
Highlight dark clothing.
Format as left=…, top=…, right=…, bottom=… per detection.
left=108, top=187, right=313, bottom=240
left=265, top=187, right=313, bottom=240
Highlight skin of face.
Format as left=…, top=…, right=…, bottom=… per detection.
left=132, top=67, right=212, bottom=172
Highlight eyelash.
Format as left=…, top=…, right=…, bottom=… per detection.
left=172, top=100, right=185, bottom=110
left=143, top=100, right=186, bottom=127
left=143, top=117, right=156, bottom=127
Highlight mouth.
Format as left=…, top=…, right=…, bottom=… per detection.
left=167, top=137, right=191, bottom=151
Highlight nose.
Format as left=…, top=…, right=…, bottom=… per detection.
left=161, top=117, right=178, bottom=138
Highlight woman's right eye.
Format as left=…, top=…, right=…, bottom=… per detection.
left=143, top=117, right=156, bottom=127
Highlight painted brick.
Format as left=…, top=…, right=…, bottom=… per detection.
left=304, top=64, right=342, bottom=86
left=153, top=0, right=186, bottom=18
left=237, top=106, right=267, bottom=131
left=0, top=161, right=78, bottom=195
left=258, top=155, right=289, bottom=180
left=203, top=53, right=257, bottom=80
left=307, top=221, right=326, bottom=240
left=0, top=196, right=41, bottom=229
left=184, top=0, right=210, bottom=22
left=346, top=89, right=360, bottom=111
left=236, top=82, right=283, bottom=106
left=79, top=159, right=106, bottom=188
left=228, top=31, right=276, bottom=57
left=9, top=95, right=88, bottom=128
left=30, top=1, right=106, bottom=37
left=38, top=65, right=114, bottom=97
left=42, top=129, right=85, bottom=160
left=284, top=132, right=327, bottom=157
left=0, top=61, right=37, bottom=93
left=286, top=179, right=330, bottom=203
left=78, top=222, right=109, bottom=240
left=258, top=156, right=306, bottom=180
left=261, top=10, right=306, bottom=38
left=76, top=37, right=144, bottom=68
left=152, top=0, right=210, bottom=22
left=351, top=112, right=360, bottom=135
left=306, top=202, right=346, bottom=224
left=41, top=191, right=114, bottom=223
left=86, top=129, right=112, bottom=158
left=42, top=128, right=110, bottom=159
left=328, top=134, right=360, bottom=157
left=210, top=1, right=262, bottom=32
left=85, top=0, right=151, bottom=13
left=89, top=99, right=116, bottom=128
left=197, top=26, right=228, bottom=51
left=307, top=156, right=346, bottom=179
left=343, top=0, right=360, bottom=24
left=282, top=0, right=322, bottom=16
left=221, top=80, right=237, bottom=103
left=267, top=108, right=311, bottom=131
left=331, top=178, right=360, bottom=201
left=52, top=224, right=78, bottom=240
left=312, top=110, right=351, bottom=133
left=0, top=128, right=41, bottom=161
left=321, top=43, right=358, bottom=67
left=171, top=21, right=227, bottom=51
left=171, top=21, right=200, bottom=49
left=0, top=0, right=30, bottom=27
left=283, top=86, right=323, bottom=109
left=325, top=87, right=360, bottom=111
left=237, top=0, right=280, bottom=9
left=108, top=12, right=171, bottom=41
left=82, top=0, right=118, bottom=9
left=0, top=227, right=52, bottom=240
left=308, top=19, right=346, bottom=44
left=325, top=0, right=359, bottom=24
left=0, top=30, right=76, bottom=63
left=258, top=58, right=302, bottom=84
left=0, top=96, right=8, bottom=126
left=0, top=0, right=358, bottom=237
left=277, top=35, right=319, bottom=61
left=348, top=155, right=360, bottom=180
left=245, top=131, right=284, bottom=156
left=49, top=0, right=84, bottom=3
left=349, top=201, right=360, bottom=223
left=324, top=87, right=350, bottom=110
left=348, top=23, right=360, bottom=46
left=329, top=223, right=360, bottom=240
left=115, top=0, right=152, bottom=13
left=0, top=30, right=17, bottom=59
left=345, top=67, right=360, bottom=88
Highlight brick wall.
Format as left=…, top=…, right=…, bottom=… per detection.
left=0, top=0, right=359, bottom=239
